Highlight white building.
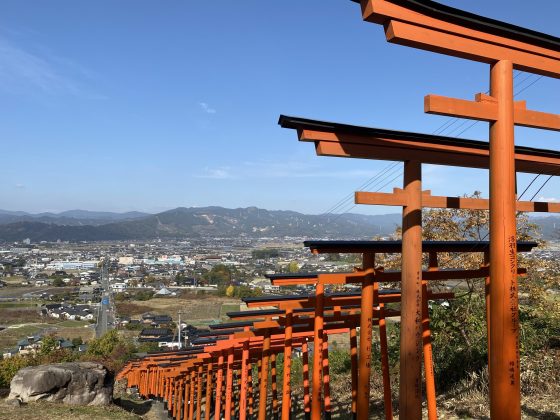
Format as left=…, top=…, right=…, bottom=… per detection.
left=111, top=282, right=127, bottom=292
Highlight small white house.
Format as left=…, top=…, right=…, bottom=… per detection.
left=111, top=282, right=127, bottom=292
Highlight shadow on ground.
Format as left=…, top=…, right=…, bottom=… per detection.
left=522, top=404, right=560, bottom=420
left=114, top=397, right=153, bottom=416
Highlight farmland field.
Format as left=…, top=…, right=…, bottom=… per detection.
left=0, top=320, right=94, bottom=352
left=116, top=295, right=241, bottom=327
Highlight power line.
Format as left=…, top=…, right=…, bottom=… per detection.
left=517, top=174, right=541, bottom=200
left=319, top=161, right=400, bottom=217
left=515, top=76, right=543, bottom=97
left=430, top=71, right=522, bottom=138
left=529, top=174, right=554, bottom=202
left=313, top=70, right=542, bottom=232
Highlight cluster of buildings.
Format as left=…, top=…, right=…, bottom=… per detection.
left=41, top=303, right=96, bottom=320
left=2, top=334, right=87, bottom=359
left=0, top=237, right=369, bottom=300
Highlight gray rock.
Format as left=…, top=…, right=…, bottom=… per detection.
left=6, top=398, right=21, bottom=408
left=8, top=362, right=113, bottom=406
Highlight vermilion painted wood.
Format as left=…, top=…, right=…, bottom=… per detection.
left=356, top=190, right=560, bottom=213
left=298, top=128, right=560, bottom=175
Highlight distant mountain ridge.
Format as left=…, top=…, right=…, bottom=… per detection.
left=0, top=209, right=149, bottom=227
left=0, top=206, right=557, bottom=242
left=0, top=206, right=401, bottom=242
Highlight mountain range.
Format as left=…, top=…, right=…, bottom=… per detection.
left=0, top=207, right=402, bottom=242
left=0, top=207, right=558, bottom=242
left=0, top=209, right=148, bottom=226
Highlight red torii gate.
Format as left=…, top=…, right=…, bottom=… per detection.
left=346, top=1, right=559, bottom=418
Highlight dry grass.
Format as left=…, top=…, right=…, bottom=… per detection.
left=1, top=276, right=26, bottom=285
left=114, top=302, right=153, bottom=318
left=0, top=324, right=53, bottom=350
left=116, top=296, right=239, bottom=323
left=0, top=399, right=140, bottom=420
left=0, top=307, right=53, bottom=326
left=0, top=321, right=94, bottom=351
left=0, top=286, right=76, bottom=298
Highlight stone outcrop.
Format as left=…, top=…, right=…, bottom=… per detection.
left=8, top=362, right=113, bottom=405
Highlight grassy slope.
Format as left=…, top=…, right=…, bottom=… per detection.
left=0, top=400, right=140, bottom=420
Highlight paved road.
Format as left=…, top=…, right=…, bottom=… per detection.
left=95, top=261, right=114, bottom=338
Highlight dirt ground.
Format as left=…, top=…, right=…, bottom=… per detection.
left=0, top=286, right=77, bottom=299
left=116, top=295, right=240, bottom=326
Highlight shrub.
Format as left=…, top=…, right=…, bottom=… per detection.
left=0, top=355, right=38, bottom=387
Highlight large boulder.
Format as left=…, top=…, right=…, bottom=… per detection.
left=8, top=362, right=113, bottom=405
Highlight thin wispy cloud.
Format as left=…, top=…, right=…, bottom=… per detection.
left=196, top=161, right=382, bottom=180
left=0, top=35, right=101, bottom=99
left=241, top=160, right=380, bottom=179
left=199, top=102, right=216, bottom=114
left=14, top=183, right=25, bottom=189
left=196, top=167, right=234, bottom=179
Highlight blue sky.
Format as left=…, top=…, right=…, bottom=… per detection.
left=0, top=0, right=558, bottom=215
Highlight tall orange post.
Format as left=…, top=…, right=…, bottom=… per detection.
left=378, top=304, right=393, bottom=419
left=322, top=331, right=331, bottom=420
left=196, top=365, right=203, bottom=420
left=281, top=308, right=294, bottom=420
left=184, top=376, right=191, bottom=420
left=258, top=330, right=271, bottom=420
left=189, top=370, right=196, bottom=420
left=167, top=378, right=173, bottom=412
left=489, top=59, right=519, bottom=419
left=248, top=363, right=254, bottom=417
left=257, top=358, right=262, bottom=416
left=215, top=353, right=224, bottom=420
left=400, top=160, right=423, bottom=419
left=424, top=253, right=438, bottom=420
left=422, top=281, right=437, bottom=420
left=205, top=363, right=213, bottom=420
left=311, top=282, right=325, bottom=420
left=483, top=251, right=491, bottom=363
left=225, top=347, right=234, bottom=420
left=302, top=340, right=311, bottom=420
left=175, top=379, right=183, bottom=420
left=350, top=327, right=358, bottom=420
left=240, top=340, right=249, bottom=420
left=357, top=252, right=375, bottom=419
left=271, top=353, right=279, bottom=419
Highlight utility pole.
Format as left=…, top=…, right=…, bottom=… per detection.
left=177, top=310, right=185, bottom=349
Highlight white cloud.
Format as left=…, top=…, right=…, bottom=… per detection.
left=15, top=183, right=25, bottom=189
left=536, top=196, right=560, bottom=203
left=199, top=102, right=216, bottom=114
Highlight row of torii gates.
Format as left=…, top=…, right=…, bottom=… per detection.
left=118, top=0, right=559, bottom=418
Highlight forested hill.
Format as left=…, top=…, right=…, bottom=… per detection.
left=0, top=206, right=557, bottom=242
left=0, top=207, right=402, bottom=242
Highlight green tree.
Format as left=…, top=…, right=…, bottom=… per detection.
left=204, top=264, right=234, bottom=286
left=114, top=292, right=127, bottom=302
left=87, top=330, right=121, bottom=357
left=0, top=356, right=37, bottom=388
left=40, top=335, right=57, bottom=356
left=287, top=261, right=299, bottom=273
left=71, top=337, right=83, bottom=347
left=52, top=277, right=64, bottom=287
